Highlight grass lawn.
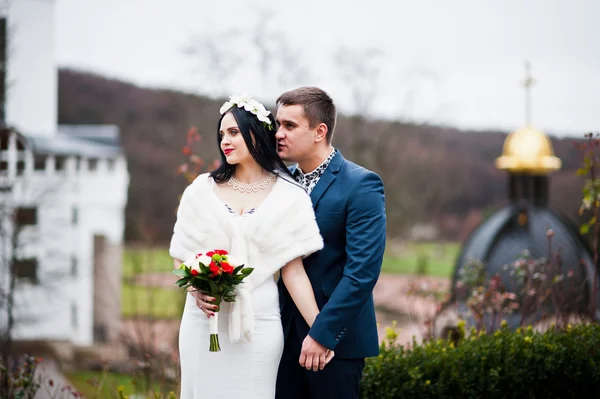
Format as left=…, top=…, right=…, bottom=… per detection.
left=124, top=247, right=175, bottom=277
left=124, top=241, right=460, bottom=281
left=66, top=371, right=173, bottom=398
left=122, top=284, right=183, bottom=319
left=381, top=241, right=459, bottom=278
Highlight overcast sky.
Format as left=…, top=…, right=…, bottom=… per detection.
left=55, top=0, right=599, bottom=136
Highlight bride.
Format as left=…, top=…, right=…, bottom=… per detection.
left=169, top=95, right=332, bottom=398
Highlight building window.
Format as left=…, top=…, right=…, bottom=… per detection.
left=71, top=256, right=78, bottom=277
left=0, top=134, right=8, bottom=150
left=88, top=159, right=98, bottom=171
left=71, top=302, right=78, bottom=328
left=0, top=161, right=6, bottom=171
left=71, top=207, right=78, bottom=225
left=15, top=207, right=37, bottom=226
left=94, top=325, right=107, bottom=342
left=16, top=161, right=25, bottom=176
left=55, top=156, right=66, bottom=171
left=34, top=155, right=46, bottom=171
left=14, top=258, right=38, bottom=284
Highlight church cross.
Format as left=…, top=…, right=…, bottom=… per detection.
left=522, top=60, right=536, bottom=126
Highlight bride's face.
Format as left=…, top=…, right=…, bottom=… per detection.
left=219, top=112, right=252, bottom=166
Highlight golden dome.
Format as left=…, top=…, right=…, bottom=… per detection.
left=495, top=126, right=561, bottom=174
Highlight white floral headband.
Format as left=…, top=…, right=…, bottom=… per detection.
left=219, top=94, right=273, bottom=130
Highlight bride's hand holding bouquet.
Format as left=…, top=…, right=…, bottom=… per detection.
left=173, top=249, right=253, bottom=351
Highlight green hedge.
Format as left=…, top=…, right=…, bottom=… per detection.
left=361, top=322, right=600, bottom=398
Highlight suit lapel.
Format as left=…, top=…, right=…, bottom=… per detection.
left=309, top=171, right=334, bottom=208
left=309, top=151, right=344, bottom=208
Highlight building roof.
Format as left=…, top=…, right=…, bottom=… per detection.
left=23, top=125, right=123, bottom=158
left=450, top=203, right=600, bottom=326
left=57, top=124, right=121, bottom=146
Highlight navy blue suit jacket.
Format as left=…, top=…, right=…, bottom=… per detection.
left=278, top=151, right=386, bottom=359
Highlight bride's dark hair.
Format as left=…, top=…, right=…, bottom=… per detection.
left=210, top=105, right=295, bottom=183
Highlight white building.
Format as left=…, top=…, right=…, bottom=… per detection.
left=0, top=0, right=129, bottom=348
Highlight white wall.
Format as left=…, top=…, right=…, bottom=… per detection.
left=0, top=0, right=130, bottom=347
left=8, top=149, right=129, bottom=346
left=3, top=0, right=57, bottom=135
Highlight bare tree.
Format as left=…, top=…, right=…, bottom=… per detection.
left=184, top=6, right=315, bottom=104
left=398, top=66, right=444, bottom=124
left=334, top=46, right=383, bottom=117
left=183, top=28, right=241, bottom=99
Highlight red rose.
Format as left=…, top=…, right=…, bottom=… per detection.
left=216, top=249, right=229, bottom=256
left=209, top=261, right=221, bottom=277
left=221, top=262, right=234, bottom=274
left=191, top=269, right=199, bottom=276
left=206, top=251, right=216, bottom=257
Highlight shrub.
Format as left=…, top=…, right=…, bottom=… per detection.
left=361, top=322, right=600, bottom=398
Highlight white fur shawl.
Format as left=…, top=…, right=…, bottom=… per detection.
left=169, top=173, right=324, bottom=342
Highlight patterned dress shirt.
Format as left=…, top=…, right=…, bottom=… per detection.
left=293, top=148, right=337, bottom=194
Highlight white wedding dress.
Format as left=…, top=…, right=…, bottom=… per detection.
left=178, top=207, right=285, bottom=399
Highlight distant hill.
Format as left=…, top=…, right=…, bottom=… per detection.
left=57, top=69, right=586, bottom=243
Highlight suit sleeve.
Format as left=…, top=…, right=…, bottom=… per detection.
left=307, top=171, right=386, bottom=350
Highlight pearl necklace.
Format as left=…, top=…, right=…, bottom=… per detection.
left=228, top=173, right=276, bottom=193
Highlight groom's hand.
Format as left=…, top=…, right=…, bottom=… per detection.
left=300, top=335, right=334, bottom=372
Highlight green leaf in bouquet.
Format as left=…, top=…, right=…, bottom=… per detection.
left=232, top=265, right=244, bottom=275
left=241, top=267, right=254, bottom=276
left=234, top=275, right=245, bottom=282
left=173, top=269, right=189, bottom=277
left=200, top=263, right=211, bottom=275
left=190, top=277, right=206, bottom=289
left=175, top=277, right=189, bottom=286
left=208, top=279, right=219, bottom=294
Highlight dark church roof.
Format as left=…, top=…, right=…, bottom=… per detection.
left=451, top=202, right=600, bottom=327
left=449, top=125, right=600, bottom=328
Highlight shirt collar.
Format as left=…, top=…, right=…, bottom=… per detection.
left=295, top=147, right=336, bottom=178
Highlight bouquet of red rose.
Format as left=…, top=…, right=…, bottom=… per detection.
left=173, top=249, right=253, bottom=352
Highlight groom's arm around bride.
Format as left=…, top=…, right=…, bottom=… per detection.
left=303, top=170, right=385, bottom=354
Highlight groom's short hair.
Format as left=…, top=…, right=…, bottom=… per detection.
left=276, top=87, right=337, bottom=143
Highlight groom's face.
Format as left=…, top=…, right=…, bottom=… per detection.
left=275, top=105, right=316, bottom=163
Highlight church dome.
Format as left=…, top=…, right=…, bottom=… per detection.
left=495, top=126, right=562, bottom=174
left=448, top=123, right=600, bottom=329
left=450, top=204, right=599, bottom=329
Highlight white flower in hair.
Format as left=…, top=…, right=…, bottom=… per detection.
left=256, top=112, right=271, bottom=124
left=220, top=94, right=273, bottom=129
left=219, top=101, right=234, bottom=115
left=243, top=98, right=260, bottom=112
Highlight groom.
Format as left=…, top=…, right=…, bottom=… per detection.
left=275, top=87, right=386, bottom=399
